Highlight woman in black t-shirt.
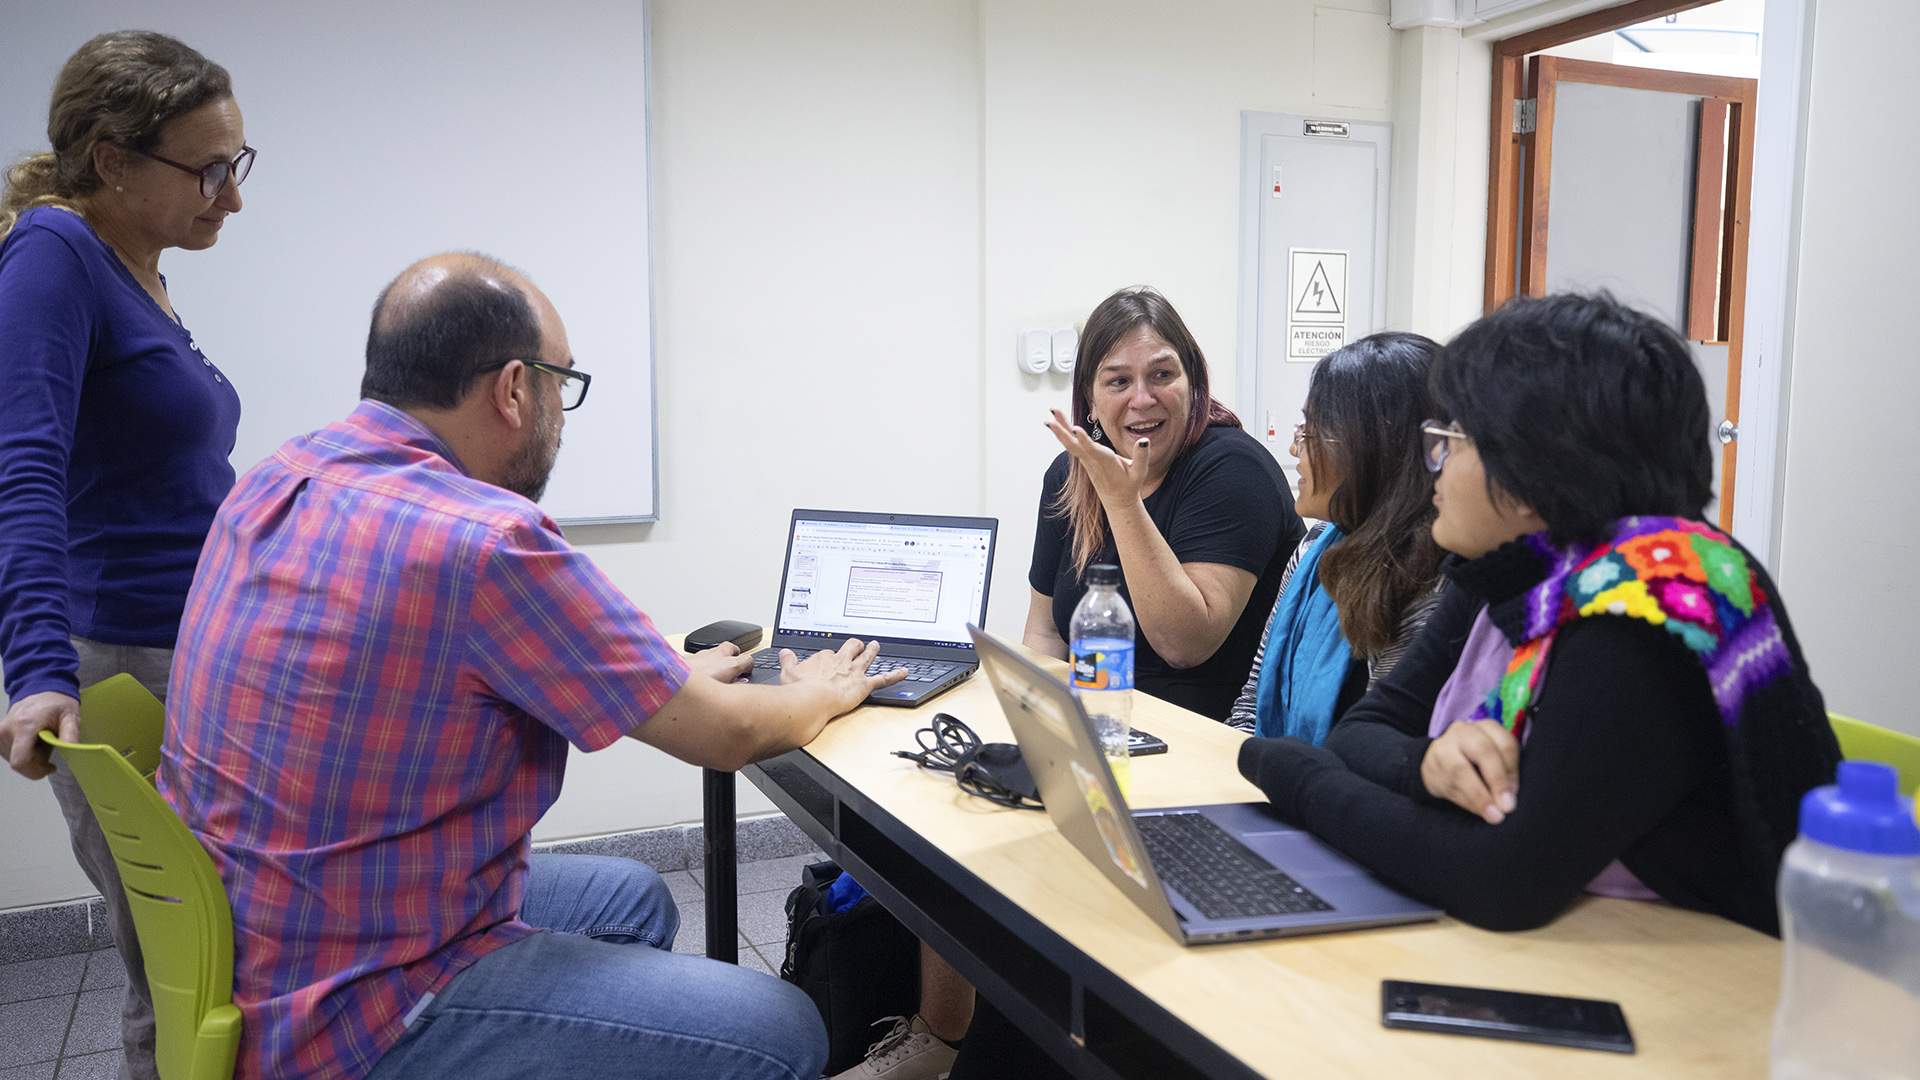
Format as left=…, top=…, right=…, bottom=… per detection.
left=1025, top=287, right=1303, bottom=720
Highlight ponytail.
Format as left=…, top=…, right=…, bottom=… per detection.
left=0, top=31, right=231, bottom=243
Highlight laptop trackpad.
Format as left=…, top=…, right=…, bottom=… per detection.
left=1241, top=831, right=1369, bottom=878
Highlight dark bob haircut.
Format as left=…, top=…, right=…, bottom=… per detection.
left=1431, top=292, right=1714, bottom=545
left=361, top=269, right=542, bottom=411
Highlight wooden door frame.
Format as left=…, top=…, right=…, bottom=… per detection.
left=1517, top=58, right=1756, bottom=306
left=1483, top=0, right=1721, bottom=313
left=1483, top=0, right=1759, bottom=530
left=1513, top=58, right=1757, bottom=526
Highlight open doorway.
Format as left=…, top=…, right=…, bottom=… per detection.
left=1483, top=0, right=1764, bottom=530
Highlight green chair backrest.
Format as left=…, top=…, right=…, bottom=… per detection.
left=1830, top=711, right=1920, bottom=797
left=76, top=672, right=167, bottom=781
left=44, top=674, right=240, bottom=1080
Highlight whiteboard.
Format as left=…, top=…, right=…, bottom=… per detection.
left=0, top=0, right=658, bottom=522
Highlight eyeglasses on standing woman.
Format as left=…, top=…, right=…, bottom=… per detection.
left=132, top=144, right=256, bottom=198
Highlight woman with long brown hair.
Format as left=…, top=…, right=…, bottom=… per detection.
left=1025, top=286, right=1302, bottom=720
left=1226, top=332, right=1447, bottom=740
left=0, top=32, right=252, bottom=1080
left=834, top=289, right=1300, bottom=1080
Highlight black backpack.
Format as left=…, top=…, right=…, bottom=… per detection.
left=779, top=859, right=922, bottom=1074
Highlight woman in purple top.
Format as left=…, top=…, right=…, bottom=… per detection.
left=0, top=32, right=251, bottom=1080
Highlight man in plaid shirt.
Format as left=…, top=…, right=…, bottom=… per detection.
left=160, top=254, right=901, bottom=1080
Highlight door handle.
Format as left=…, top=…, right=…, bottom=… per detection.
left=1718, top=420, right=1738, bottom=445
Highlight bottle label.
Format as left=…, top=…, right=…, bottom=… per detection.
left=1070, top=639, right=1134, bottom=691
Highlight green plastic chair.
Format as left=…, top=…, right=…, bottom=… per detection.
left=1830, top=711, right=1920, bottom=797
left=42, top=673, right=240, bottom=1080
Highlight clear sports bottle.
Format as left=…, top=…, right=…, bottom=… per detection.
left=1770, top=759, right=1920, bottom=1079
left=1069, top=563, right=1135, bottom=797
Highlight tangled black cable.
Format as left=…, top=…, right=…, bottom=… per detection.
left=893, top=713, right=1043, bottom=810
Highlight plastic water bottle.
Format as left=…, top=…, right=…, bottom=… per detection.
left=1070, top=563, right=1134, bottom=798
left=1770, top=760, right=1920, bottom=1079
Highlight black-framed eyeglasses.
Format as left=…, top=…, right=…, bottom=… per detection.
left=133, top=145, right=256, bottom=198
left=1421, top=420, right=1468, bottom=473
left=478, top=359, right=593, bottom=411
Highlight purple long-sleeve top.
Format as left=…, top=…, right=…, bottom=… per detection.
left=0, top=206, right=241, bottom=701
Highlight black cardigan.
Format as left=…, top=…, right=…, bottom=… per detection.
left=1237, top=539, right=1838, bottom=937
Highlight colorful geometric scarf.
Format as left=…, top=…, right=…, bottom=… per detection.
left=1472, top=517, right=1795, bottom=739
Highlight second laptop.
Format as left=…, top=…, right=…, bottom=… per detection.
left=747, top=509, right=998, bottom=706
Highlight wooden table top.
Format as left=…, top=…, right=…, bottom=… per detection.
left=770, top=637, right=1781, bottom=1079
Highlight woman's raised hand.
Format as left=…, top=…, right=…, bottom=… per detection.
left=1046, top=408, right=1152, bottom=506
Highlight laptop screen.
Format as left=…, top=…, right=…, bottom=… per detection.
left=775, top=514, right=995, bottom=649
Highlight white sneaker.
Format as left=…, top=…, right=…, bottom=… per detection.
left=828, top=1015, right=959, bottom=1080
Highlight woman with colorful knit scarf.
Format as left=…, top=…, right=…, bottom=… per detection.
left=1236, top=292, right=1840, bottom=936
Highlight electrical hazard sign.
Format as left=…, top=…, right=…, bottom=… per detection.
left=1287, top=248, right=1347, bottom=360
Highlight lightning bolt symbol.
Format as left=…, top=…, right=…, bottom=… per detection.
left=1311, top=280, right=1325, bottom=305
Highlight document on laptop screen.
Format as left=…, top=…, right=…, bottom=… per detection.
left=780, top=518, right=993, bottom=646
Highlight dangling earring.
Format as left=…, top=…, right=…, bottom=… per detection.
left=1087, top=420, right=1105, bottom=443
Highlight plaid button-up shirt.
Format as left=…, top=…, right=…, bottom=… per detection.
left=160, top=400, right=689, bottom=1080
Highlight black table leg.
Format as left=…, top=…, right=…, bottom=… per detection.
left=702, top=767, right=737, bottom=963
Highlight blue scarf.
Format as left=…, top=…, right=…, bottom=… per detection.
left=1254, top=524, right=1354, bottom=744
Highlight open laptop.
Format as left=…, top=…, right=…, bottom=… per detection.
left=747, top=510, right=998, bottom=707
left=968, top=625, right=1440, bottom=944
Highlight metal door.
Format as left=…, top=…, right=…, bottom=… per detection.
left=1236, top=113, right=1392, bottom=488
left=1517, top=57, right=1756, bottom=528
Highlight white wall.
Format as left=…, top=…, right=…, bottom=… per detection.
left=1771, top=0, right=1920, bottom=735
left=557, top=0, right=1443, bottom=844
left=3, top=0, right=1436, bottom=909
left=1387, top=25, right=1492, bottom=341
left=976, top=0, right=1416, bottom=653
left=537, top=0, right=987, bottom=839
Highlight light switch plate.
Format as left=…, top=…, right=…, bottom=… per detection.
left=1051, top=328, right=1078, bottom=374
left=1019, top=328, right=1052, bottom=374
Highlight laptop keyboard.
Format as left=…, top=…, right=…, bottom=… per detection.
left=1133, top=812, right=1335, bottom=921
left=751, top=649, right=959, bottom=683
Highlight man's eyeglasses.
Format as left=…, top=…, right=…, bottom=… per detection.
left=478, top=359, right=593, bottom=411
left=1421, top=420, right=1468, bottom=473
left=133, top=146, right=256, bottom=199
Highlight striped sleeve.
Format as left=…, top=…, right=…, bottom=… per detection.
left=1224, top=522, right=1326, bottom=733
left=1365, top=580, right=1447, bottom=686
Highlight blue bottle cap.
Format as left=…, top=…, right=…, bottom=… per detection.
left=1798, top=760, right=1920, bottom=855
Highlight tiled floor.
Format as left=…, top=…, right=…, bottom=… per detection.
left=0, top=852, right=823, bottom=1079
left=672, top=851, right=825, bottom=976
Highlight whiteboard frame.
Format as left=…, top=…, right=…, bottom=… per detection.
left=559, top=0, right=662, bottom=526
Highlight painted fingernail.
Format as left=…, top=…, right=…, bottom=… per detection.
left=1484, top=806, right=1504, bottom=825
left=1498, top=792, right=1516, bottom=812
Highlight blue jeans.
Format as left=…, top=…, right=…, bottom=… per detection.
left=365, top=854, right=827, bottom=1080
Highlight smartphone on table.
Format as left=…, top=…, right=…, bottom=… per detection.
left=1126, top=728, right=1168, bottom=756
left=1380, top=980, right=1634, bottom=1054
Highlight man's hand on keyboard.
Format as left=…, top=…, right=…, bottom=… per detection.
left=779, top=638, right=909, bottom=714
left=687, top=641, right=753, bottom=684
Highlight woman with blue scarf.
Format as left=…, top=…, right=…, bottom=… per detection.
left=1227, top=333, right=1447, bottom=743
